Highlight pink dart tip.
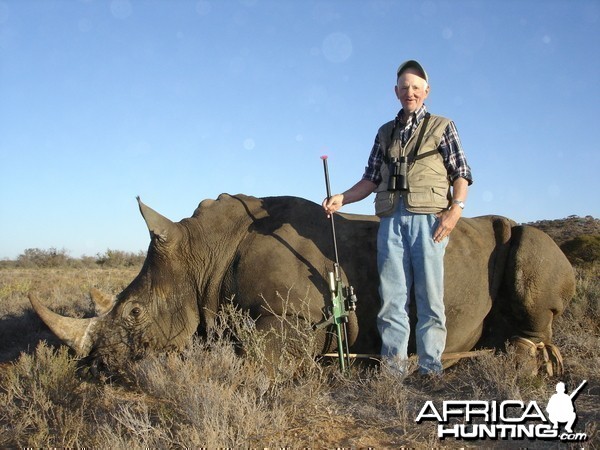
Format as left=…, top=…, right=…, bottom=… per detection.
left=320, top=155, right=328, bottom=160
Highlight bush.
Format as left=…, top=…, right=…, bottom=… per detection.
left=95, top=249, right=145, bottom=268
left=0, top=343, right=85, bottom=447
left=5, top=248, right=145, bottom=270
left=560, top=234, right=600, bottom=265
left=16, top=248, right=75, bottom=269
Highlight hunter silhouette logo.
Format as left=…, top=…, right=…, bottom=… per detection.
left=416, top=380, right=589, bottom=442
left=546, top=380, right=586, bottom=434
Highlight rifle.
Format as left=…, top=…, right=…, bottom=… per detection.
left=569, top=380, right=587, bottom=400
left=313, top=155, right=357, bottom=374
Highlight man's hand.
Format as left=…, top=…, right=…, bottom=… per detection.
left=321, top=179, right=377, bottom=217
left=433, top=206, right=462, bottom=243
left=322, top=194, right=344, bottom=217
left=434, top=177, right=469, bottom=242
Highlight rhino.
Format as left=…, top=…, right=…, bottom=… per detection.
left=29, top=194, right=576, bottom=374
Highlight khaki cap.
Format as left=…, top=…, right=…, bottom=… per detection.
left=396, top=60, right=428, bottom=83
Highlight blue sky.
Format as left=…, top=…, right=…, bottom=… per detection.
left=1, top=0, right=598, bottom=259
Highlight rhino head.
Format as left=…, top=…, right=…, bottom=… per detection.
left=29, top=198, right=201, bottom=372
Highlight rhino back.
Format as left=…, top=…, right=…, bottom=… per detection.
left=201, top=195, right=381, bottom=352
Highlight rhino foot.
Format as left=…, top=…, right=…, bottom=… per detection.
left=510, top=336, right=564, bottom=377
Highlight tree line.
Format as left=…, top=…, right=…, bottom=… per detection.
left=0, top=248, right=145, bottom=269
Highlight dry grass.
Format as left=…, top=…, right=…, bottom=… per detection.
left=0, top=262, right=598, bottom=447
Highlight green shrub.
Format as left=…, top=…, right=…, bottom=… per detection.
left=561, top=234, right=600, bottom=265
left=0, top=343, right=85, bottom=447
left=95, top=249, right=145, bottom=268
left=16, top=248, right=74, bottom=269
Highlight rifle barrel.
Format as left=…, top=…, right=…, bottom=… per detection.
left=569, top=380, right=587, bottom=399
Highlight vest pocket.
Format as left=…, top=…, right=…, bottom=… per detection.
left=406, top=186, right=449, bottom=212
left=374, top=191, right=396, bottom=217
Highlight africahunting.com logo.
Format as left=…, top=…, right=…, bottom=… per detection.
left=416, top=380, right=588, bottom=442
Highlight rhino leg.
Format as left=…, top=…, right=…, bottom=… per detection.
left=503, top=226, right=575, bottom=341
left=500, top=226, right=575, bottom=375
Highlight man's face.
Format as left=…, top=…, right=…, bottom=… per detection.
left=395, top=68, right=430, bottom=115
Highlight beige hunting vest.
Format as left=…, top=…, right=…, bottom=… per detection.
left=374, top=114, right=452, bottom=216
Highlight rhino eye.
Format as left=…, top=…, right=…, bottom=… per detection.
left=130, top=307, right=142, bottom=317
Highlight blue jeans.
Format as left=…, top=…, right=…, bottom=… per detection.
left=376, top=198, right=448, bottom=374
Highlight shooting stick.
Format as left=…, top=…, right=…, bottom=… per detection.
left=320, top=155, right=353, bottom=373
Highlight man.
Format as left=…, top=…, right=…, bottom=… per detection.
left=322, top=60, right=472, bottom=374
left=546, top=382, right=580, bottom=433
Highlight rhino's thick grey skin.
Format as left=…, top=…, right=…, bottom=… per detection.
left=29, top=194, right=575, bottom=371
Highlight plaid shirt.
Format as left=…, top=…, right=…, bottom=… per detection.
left=362, top=105, right=473, bottom=186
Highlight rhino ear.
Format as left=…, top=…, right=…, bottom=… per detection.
left=137, top=196, right=179, bottom=243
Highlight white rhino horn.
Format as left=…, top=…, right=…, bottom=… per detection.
left=29, top=293, right=96, bottom=356
left=90, top=288, right=115, bottom=315
left=136, top=196, right=179, bottom=242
